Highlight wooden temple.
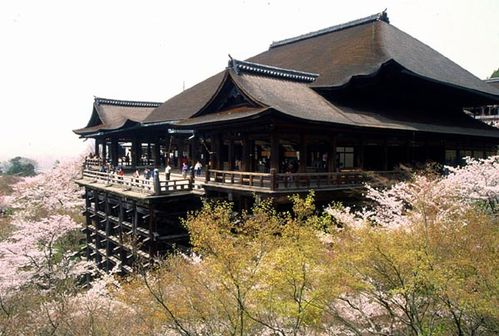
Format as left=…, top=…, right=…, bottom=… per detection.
left=74, top=11, right=499, bottom=272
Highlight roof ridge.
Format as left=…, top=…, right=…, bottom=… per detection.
left=228, top=58, right=319, bottom=83
left=486, top=77, right=499, bottom=83
left=94, top=97, right=162, bottom=108
left=269, top=10, right=389, bottom=49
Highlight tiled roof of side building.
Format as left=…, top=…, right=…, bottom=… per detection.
left=486, top=77, right=499, bottom=90
left=74, top=97, right=162, bottom=136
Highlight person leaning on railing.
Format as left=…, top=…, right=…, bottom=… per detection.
left=165, top=163, right=171, bottom=180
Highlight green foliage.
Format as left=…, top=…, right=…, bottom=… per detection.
left=120, top=190, right=499, bottom=335
left=4, top=156, right=37, bottom=176
left=491, top=68, right=499, bottom=78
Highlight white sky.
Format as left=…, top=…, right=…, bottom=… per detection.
left=1, top=0, right=498, bottom=166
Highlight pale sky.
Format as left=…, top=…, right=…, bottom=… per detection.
left=1, top=0, right=498, bottom=167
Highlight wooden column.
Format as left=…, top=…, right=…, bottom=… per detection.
left=270, top=131, right=280, bottom=171
left=147, top=143, right=152, bottom=165
left=241, top=135, right=250, bottom=171
left=94, top=139, right=100, bottom=157
left=228, top=140, right=234, bottom=170
left=148, top=203, right=156, bottom=261
left=132, top=201, right=138, bottom=257
left=299, top=134, right=307, bottom=173
left=118, top=197, right=125, bottom=273
left=84, top=188, right=92, bottom=261
left=110, top=140, right=119, bottom=166
left=216, top=134, right=223, bottom=169
left=153, top=142, right=161, bottom=167
left=132, top=139, right=141, bottom=167
left=356, top=138, right=365, bottom=169
left=328, top=134, right=337, bottom=172
left=104, top=192, right=111, bottom=272
left=102, top=140, right=108, bottom=163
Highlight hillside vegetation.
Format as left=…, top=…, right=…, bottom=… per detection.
left=0, top=156, right=497, bottom=335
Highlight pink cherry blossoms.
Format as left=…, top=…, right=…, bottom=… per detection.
left=0, top=156, right=90, bottom=300
left=11, top=158, right=84, bottom=216
left=326, top=156, right=499, bottom=229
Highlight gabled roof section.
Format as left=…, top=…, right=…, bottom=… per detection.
left=249, top=11, right=499, bottom=102
left=145, top=12, right=499, bottom=126
left=144, top=72, right=227, bottom=124
left=269, top=11, right=389, bottom=49
left=74, top=97, right=161, bottom=136
left=229, top=58, right=319, bottom=83
left=177, top=59, right=353, bottom=127
left=177, top=60, right=499, bottom=138
left=486, top=77, right=499, bottom=90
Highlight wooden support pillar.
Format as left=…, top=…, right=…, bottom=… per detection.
left=228, top=139, right=234, bottom=170
left=147, top=143, right=152, bottom=165
left=328, top=135, right=337, bottom=172
left=153, top=142, right=161, bottom=167
left=118, top=197, right=125, bottom=272
left=132, top=139, right=141, bottom=167
left=84, top=188, right=92, bottom=261
left=215, top=134, right=223, bottom=169
left=191, top=140, right=199, bottom=163
left=94, top=139, right=100, bottom=157
left=241, top=135, right=250, bottom=171
left=94, top=191, right=102, bottom=265
left=132, top=201, right=138, bottom=257
left=356, top=138, right=365, bottom=169
left=110, top=140, right=119, bottom=166
left=270, top=132, right=280, bottom=172
left=104, top=193, right=111, bottom=272
left=148, top=203, right=156, bottom=261
left=102, top=140, right=108, bottom=163
left=299, top=134, right=307, bottom=173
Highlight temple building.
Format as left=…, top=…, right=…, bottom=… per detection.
left=468, top=77, right=499, bottom=128
left=74, top=11, right=499, bottom=272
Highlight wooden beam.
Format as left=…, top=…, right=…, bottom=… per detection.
left=328, top=134, right=337, bottom=172
left=95, top=139, right=100, bottom=157
left=228, top=139, right=234, bottom=170
left=270, top=131, right=280, bottom=171
left=153, top=142, right=161, bottom=167
left=110, top=140, right=119, bottom=166
left=241, top=134, right=250, bottom=172
left=102, top=141, right=108, bottom=163
left=299, top=134, right=307, bottom=173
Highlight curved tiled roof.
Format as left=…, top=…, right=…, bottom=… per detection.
left=486, top=77, right=499, bottom=90
left=250, top=17, right=499, bottom=98
left=144, top=72, right=226, bottom=124
left=177, top=69, right=499, bottom=138
left=144, top=12, right=499, bottom=125
left=74, top=97, right=161, bottom=136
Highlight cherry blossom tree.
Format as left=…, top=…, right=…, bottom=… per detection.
left=0, top=156, right=89, bottom=313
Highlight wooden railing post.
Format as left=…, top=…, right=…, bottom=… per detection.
left=205, top=169, right=210, bottom=183
left=270, top=168, right=277, bottom=191
left=153, top=173, right=161, bottom=195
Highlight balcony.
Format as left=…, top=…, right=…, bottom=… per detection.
left=204, top=169, right=402, bottom=194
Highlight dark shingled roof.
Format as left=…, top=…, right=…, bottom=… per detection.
left=177, top=69, right=499, bottom=138
left=486, top=77, right=499, bottom=90
left=144, top=73, right=226, bottom=124
left=250, top=15, right=499, bottom=97
left=144, top=12, right=499, bottom=125
left=74, top=97, right=161, bottom=136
